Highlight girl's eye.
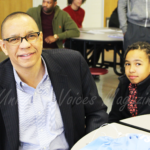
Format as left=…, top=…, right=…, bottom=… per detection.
left=136, top=63, right=141, bottom=66
left=125, top=63, right=130, bottom=66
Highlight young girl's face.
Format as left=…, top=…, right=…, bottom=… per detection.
left=125, top=49, right=150, bottom=84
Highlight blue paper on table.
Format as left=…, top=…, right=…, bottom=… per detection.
left=80, top=134, right=150, bottom=150
left=108, top=34, right=123, bottom=39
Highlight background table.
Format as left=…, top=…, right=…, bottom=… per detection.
left=71, top=122, right=150, bottom=150
left=70, top=28, right=124, bottom=76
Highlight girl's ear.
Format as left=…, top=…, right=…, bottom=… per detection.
left=148, top=56, right=150, bottom=73
left=0, top=40, right=8, bottom=55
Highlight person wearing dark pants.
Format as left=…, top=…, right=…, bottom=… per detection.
left=124, top=22, right=150, bottom=51
left=118, top=0, right=150, bottom=51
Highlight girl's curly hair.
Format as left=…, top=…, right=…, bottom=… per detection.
left=124, top=41, right=150, bottom=61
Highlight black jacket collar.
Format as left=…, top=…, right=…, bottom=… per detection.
left=119, top=75, right=150, bottom=95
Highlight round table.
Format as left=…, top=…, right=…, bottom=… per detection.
left=70, top=28, right=124, bottom=76
left=71, top=122, right=150, bottom=150
left=119, top=114, right=150, bottom=131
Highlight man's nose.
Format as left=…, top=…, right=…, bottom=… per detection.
left=19, top=38, right=31, bottom=48
left=21, top=37, right=28, bottom=43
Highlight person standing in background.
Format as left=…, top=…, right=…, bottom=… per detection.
left=27, top=0, right=79, bottom=49
left=63, top=0, right=86, bottom=54
left=63, top=0, right=99, bottom=76
left=118, top=0, right=150, bottom=51
left=63, top=0, right=85, bottom=28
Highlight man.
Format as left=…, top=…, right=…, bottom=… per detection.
left=118, top=0, right=150, bottom=51
left=63, top=0, right=85, bottom=28
left=26, top=0, right=79, bottom=49
left=0, top=12, right=108, bottom=150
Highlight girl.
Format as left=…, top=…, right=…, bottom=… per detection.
left=109, top=41, right=150, bottom=123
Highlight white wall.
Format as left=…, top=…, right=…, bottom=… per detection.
left=33, top=0, right=104, bottom=28
left=82, top=0, right=104, bottom=28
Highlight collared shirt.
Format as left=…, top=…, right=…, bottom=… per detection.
left=13, top=57, right=69, bottom=150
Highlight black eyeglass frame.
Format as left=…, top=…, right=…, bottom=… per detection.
left=3, top=32, right=40, bottom=43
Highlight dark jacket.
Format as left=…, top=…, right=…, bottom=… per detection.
left=109, top=8, right=119, bottom=28
left=27, top=5, right=80, bottom=48
left=109, top=75, right=150, bottom=123
left=0, top=49, right=108, bottom=150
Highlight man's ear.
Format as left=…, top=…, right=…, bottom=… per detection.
left=40, top=31, right=43, bottom=43
left=40, top=31, right=43, bottom=41
left=0, top=39, right=8, bottom=55
left=39, top=32, right=43, bottom=49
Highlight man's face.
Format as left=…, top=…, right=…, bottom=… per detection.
left=0, top=16, right=43, bottom=72
left=72, top=0, right=82, bottom=7
left=42, top=0, right=57, bottom=14
left=125, top=50, right=150, bottom=84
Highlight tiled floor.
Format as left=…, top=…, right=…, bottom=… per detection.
left=95, top=67, right=119, bottom=113
left=0, top=50, right=120, bottom=113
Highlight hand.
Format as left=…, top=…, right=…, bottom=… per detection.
left=45, top=36, right=58, bottom=44
left=124, top=32, right=126, bottom=36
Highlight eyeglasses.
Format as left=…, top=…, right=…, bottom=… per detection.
left=3, top=32, right=40, bottom=45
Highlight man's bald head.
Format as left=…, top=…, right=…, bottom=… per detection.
left=1, top=12, right=39, bottom=39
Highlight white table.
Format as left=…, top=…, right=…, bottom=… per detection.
left=71, top=122, right=150, bottom=150
left=70, top=28, right=124, bottom=75
left=74, top=28, right=123, bottom=42
left=120, top=114, right=150, bottom=131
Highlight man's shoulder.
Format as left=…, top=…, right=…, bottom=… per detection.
left=42, top=49, right=83, bottom=70
left=55, top=5, right=69, bottom=16
left=42, top=49, right=84, bottom=65
left=0, top=58, right=11, bottom=70
left=0, top=58, right=11, bottom=67
left=0, top=58, right=12, bottom=80
left=42, top=49, right=81, bottom=60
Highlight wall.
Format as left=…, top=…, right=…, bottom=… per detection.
left=104, top=0, right=118, bottom=27
left=0, top=0, right=32, bottom=50
left=82, top=0, right=104, bottom=28
left=33, top=0, right=104, bottom=28
left=0, top=0, right=117, bottom=40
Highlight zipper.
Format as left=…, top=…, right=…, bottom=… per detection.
left=145, top=0, right=148, bottom=27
